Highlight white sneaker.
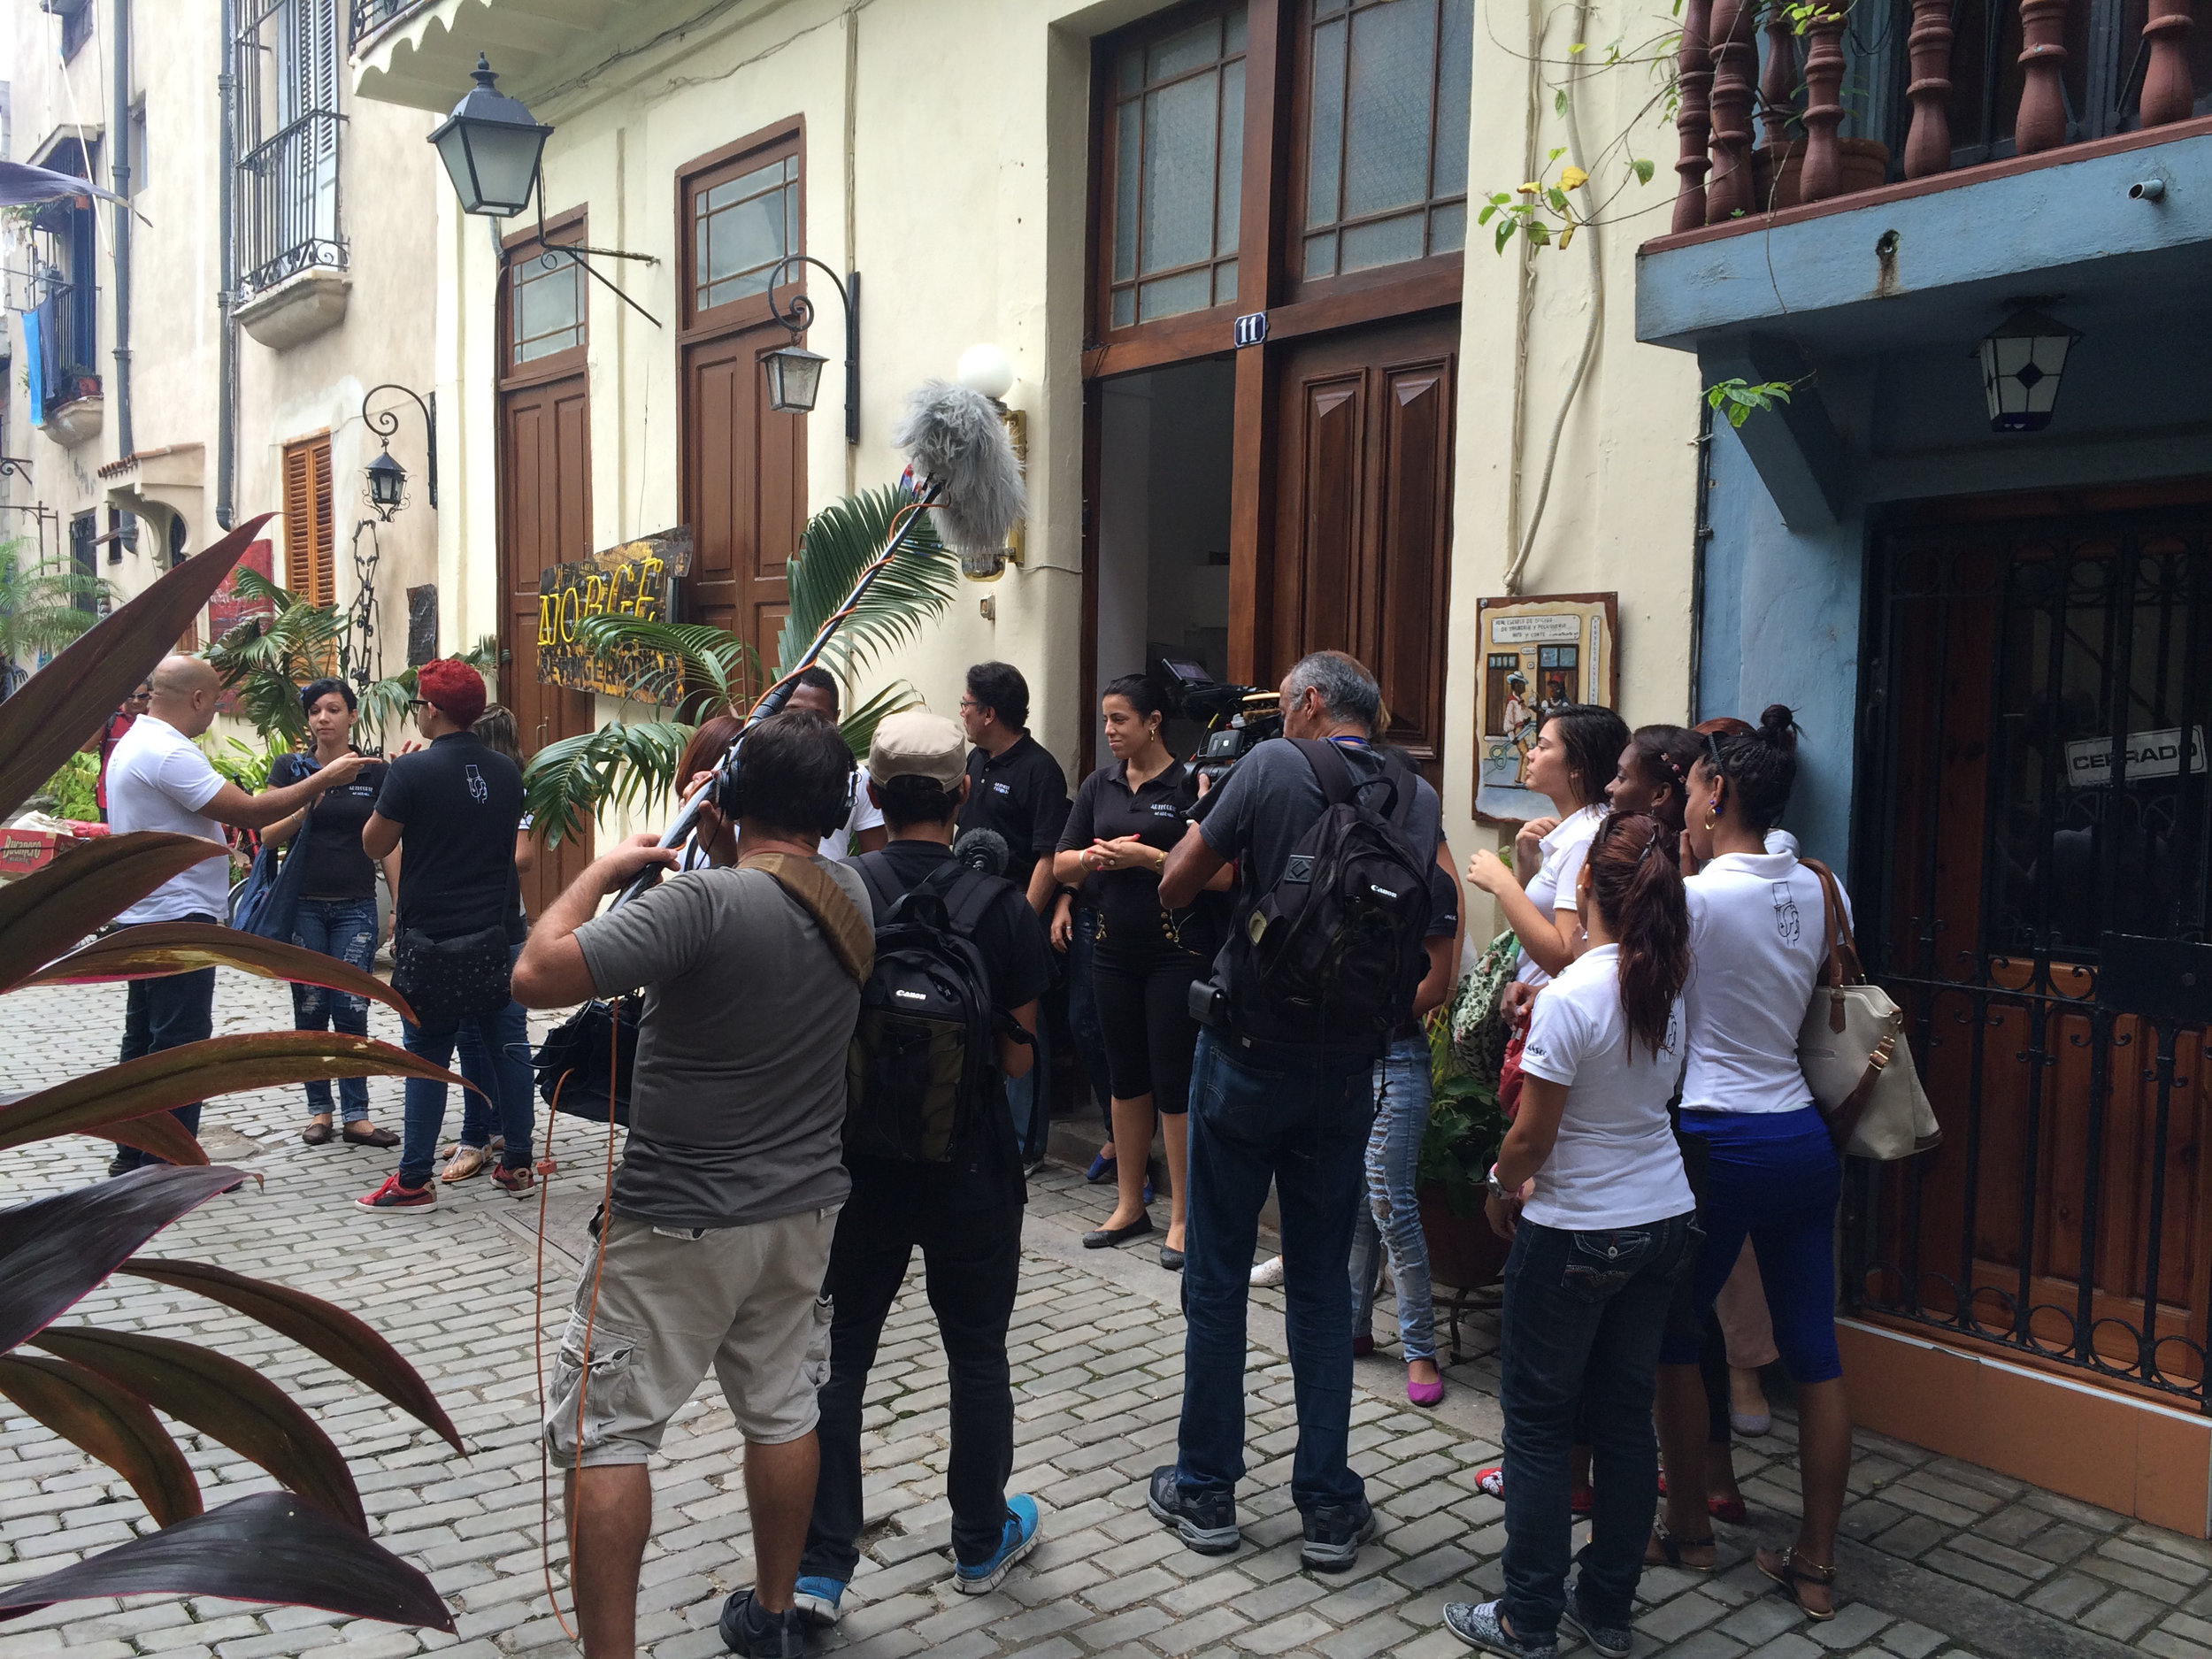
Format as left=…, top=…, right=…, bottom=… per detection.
left=1249, top=1256, right=1285, bottom=1287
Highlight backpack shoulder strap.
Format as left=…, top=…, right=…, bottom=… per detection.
left=849, top=849, right=900, bottom=918
left=1292, top=736, right=1357, bottom=806
left=940, top=867, right=1002, bottom=936
left=738, top=853, right=876, bottom=983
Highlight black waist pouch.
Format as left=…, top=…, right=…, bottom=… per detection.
left=392, top=924, right=512, bottom=1025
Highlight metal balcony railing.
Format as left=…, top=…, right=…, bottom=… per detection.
left=237, top=110, right=348, bottom=296
left=31, top=282, right=99, bottom=412
left=348, top=0, right=421, bottom=43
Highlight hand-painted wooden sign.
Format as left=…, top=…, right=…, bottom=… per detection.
left=536, top=527, right=693, bottom=700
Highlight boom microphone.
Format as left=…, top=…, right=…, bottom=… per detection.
left=613, top=382, right=1025, bottom=906
left=953, top=827, right=1010, bottom=879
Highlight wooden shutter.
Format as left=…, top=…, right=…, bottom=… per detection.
left=281, top=434, right=334, bottom=609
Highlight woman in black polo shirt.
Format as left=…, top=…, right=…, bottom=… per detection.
left=264, top=678, right=398, bottom=1148
left=1054, top=673, right=1223, bottom=1270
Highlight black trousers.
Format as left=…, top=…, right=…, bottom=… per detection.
left=111, top=917, right=219, bottom=1174
left=802, top=1161, right=1024, bottom=1577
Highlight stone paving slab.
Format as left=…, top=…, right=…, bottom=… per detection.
left=3, top=972, right=2205, bottom=1658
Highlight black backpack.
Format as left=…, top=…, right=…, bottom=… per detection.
left=844, top=853, right=1007, bottom=1163
left=1228, top=740, right=1434, bottom=1047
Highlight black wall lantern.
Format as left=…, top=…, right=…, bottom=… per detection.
left=1979, top=304, right=2080, bottom=434
left=427, top=54, right=551, bottom=219
left=762, top=255, right=860, bottom=444
left=361, top=383, right=436, bottom=521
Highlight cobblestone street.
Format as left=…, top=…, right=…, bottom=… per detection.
left=4, top=972, right=2209, bottom=1659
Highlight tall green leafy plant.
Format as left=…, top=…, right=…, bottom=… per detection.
left=525, top=482, right=959, bottom=844
left=0, top=539, right=108, bottom=696
left=0, top=517, right=467, bottom=1631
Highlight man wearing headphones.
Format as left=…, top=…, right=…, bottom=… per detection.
left=512, top=709, right=875, bottom=1659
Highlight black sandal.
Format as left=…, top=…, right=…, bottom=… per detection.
left=1646, top=1519, right=1717, bottom=1571
left=1756, top=1546, right=1837, bottom=1622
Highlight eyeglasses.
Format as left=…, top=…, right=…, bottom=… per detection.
left=406, top=698, right=429, bottom=713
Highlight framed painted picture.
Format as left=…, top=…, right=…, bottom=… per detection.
left=1474, top=592, right=1619, bottom=825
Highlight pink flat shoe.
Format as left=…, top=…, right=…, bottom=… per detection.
left=1407, top=1376, right=1445, bottom=1408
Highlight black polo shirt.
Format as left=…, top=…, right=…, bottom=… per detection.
left=957, top=733, right=1070, bottom=897
left=1057, top=756, right=1200, bottom=947
left=373, top=733, right=526, bottom=945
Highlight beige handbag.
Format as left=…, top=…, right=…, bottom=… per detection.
left=1795, top=860, right=1942, bottom=1160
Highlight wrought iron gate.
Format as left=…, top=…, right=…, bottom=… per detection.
left=1850, top=503, right=2212, bottom=1408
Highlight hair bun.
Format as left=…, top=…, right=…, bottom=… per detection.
left=1756, top=703, right=1799, bottom=753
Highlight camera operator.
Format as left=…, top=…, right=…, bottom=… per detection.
left=1146, top=650, right=1449, bottom=1575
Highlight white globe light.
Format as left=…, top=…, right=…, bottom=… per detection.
left=956, top=343, right=1015, bottom=402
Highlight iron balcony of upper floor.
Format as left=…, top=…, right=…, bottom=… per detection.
left=1635, top=0, right=2212, bottom=363
left=349, top=0, right=636, bottom=111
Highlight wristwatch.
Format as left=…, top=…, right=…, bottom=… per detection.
left=1486, top=1164, right=1516, bottom=1202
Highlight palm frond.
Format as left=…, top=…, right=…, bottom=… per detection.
left=571, top=616, right=757, bottom=712
left=229, top=568, right=297, bottom=611
left=464, top=635, right=500, bottom=672
left=840, top=680, right=925, bottom=761
left=776, top=484, right=956, bottom=680
left=522, top=720, right=694, bottom=847
left=356, top=671, right=416, bottom=749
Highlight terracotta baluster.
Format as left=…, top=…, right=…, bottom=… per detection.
left=1674, top=0, right=1716, bottom=231
left=2014, top=0, right=2071, bottom=154
left=1902, top=0, right=1955, bottom=177
left=1798, top=0, right=1847, bottom=202
left=1760, top=3, right=1798, bottom=151
left=1706, top=0, right=1757, bottom=221
left=2139, top=0, right=2194, bottom=127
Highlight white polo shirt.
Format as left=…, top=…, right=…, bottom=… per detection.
left=107, top=715, right=231, bottom=925
left=1515, top=803, right=1602, bottom=987
left=1681, top=849, right=1852, bottom=1114
left=1517, top=943, right=1693, bottom=1230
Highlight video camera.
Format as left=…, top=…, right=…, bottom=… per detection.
left=1155, top=657, right=1282, bottom=809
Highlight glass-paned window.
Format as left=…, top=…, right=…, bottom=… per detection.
left=1107, top=4, right=1248, bottom=330
left=1302, top=0, right=1472, bottom=281
left=511, top=242, right=585, bottom=366
left=695, top=155, right=799, bottom=313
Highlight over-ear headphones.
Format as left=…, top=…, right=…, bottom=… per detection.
left=710, top=749, right=856, bottom=839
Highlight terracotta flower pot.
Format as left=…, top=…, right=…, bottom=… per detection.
left=1749, top=137, right=1891, bottom=211
left=1418, top=1179, right=1512, bottom=1291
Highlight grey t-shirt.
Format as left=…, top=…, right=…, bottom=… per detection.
left=572, top=857, right=874, bottom=1229
left=1198, top=738, right=1443, bottom=983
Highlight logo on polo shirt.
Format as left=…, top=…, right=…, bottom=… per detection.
left=993, top=781, right=1011, bottom=795
left=465, top=764, right=488, bottom=804
left=1771, top=882, right=1801, bottom=948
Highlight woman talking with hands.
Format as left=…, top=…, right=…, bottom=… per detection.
left=1053, top=673, right=1228, bottom=1269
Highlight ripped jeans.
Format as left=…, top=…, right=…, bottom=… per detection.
left=1347, top=1034, right=1437, bottom=1361
left=290, top=896, right=380, bottom=1122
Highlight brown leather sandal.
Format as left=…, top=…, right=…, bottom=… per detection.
left=1646, top=1519, right=1717, bottom=1571
left=1757, top=1546, right=1837, bottom=1621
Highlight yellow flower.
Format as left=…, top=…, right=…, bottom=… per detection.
left=1517, top=181, right=1541, bottom=195
left=1560, top=165, right=1589, bottom=190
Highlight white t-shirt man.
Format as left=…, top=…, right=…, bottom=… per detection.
left=1516, top=803, right=1604, bottom=987
left=1517, top=942, right=1694, bottom=1230
left=107, top=715, right=231, bottom=924
left=1681, top=849, right=1852, bottom=1115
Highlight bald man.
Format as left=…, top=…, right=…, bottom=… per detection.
left=104, top=655, right=366, bottom=1175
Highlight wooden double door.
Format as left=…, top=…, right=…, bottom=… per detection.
left=498, top=367, right=595, bottom=918
left=1263, top=311, right=1457, bottom=780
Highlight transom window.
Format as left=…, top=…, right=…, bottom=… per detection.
left=511, top=242, right=585, bottom=367
left=695, top=154, right=799, bottom=314
left=1301, top=0, right=1471, bottom=281
left=1106, top=4, right=1248, bottom=330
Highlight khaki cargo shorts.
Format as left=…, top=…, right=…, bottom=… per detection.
left=544, top=1205, right=839, bottom=1468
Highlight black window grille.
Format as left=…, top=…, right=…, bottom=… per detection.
left=234, top=0, right=347, bottom=298
left=68, top=512, right=97, bottom=615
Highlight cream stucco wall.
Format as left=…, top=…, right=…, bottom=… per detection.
left=5, top=0, right=439, bottom=712
left=388, top=0, right=1705, bottom=876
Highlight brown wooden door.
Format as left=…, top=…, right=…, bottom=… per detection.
left=1269, top=311, right=1457, bottom=777
left=683, top=320, right=805, bottom=678
left=498, top=367, right=595, bottom=917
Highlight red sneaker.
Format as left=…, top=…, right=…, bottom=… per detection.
left=492, top=1164, right=534, bottom=1199
left=356, top=1175, right=434, bottom=1211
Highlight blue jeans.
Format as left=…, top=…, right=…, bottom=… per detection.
left=289, top=896, right=379, bottom=1123
left=398, top=944, right=534, bottom=1188
left=1065, top=904, right=1115, bottom=1133
left=1178, top=1026, right=1376, bottom=1513
left=111, top=917, right=218, bottom=1174
left=1348, top=1034, right=1437, bottom=1361
left=1501, top=1211, right=1698, bottom=1644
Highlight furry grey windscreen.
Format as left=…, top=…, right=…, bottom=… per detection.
left=894, top=380, right=1025, bottom=560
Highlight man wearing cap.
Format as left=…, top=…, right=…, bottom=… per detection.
left=793, top=710, right=1054, bottom=1626
left=357, top=658, right=536, bottom=1210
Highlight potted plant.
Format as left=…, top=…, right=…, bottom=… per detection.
left=1417, top=1013, right=1512, bottom=1295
